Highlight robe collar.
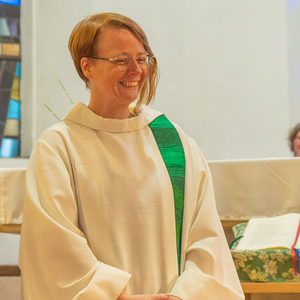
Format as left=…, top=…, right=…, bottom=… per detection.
left=63, top=102, right=163, bottom=133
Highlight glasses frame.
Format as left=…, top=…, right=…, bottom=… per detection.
left=91, top=51, right=154, bottom=72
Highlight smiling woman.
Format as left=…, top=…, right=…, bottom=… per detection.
left=19, top=12, right=244, bottom=300
left=68, top=13, right=159, bottom=112
left=80, top=27, right=149, bottom=119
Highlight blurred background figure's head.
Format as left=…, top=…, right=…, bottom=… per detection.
left=288, top=123, right=300, bottom=157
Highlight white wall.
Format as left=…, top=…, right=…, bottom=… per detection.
left=19, top=0, right=294, bottom=162
left=287, top=0, right=300, bottom=128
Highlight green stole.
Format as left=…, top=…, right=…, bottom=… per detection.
left=148, top=114, right=186, bottom=274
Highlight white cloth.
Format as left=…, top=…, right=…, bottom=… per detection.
left=0, top=168, right=25, bottom=225
left=19, top=102, right=243, bottom=300
left=208, top=157, right=300, bottom=220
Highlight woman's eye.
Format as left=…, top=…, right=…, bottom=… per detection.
left=116, top=58, right=128, bottom=64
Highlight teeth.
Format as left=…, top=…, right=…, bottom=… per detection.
left=121, top=81, right=138, bottom=87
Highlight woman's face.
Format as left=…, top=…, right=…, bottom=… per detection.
left=84, top=27, right=148, bottom=109
left=293, top=130, right=300, bottom=157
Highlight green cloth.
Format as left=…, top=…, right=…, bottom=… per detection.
left=149, top=114, right=185, bottom=274
left=231, top=223, right=300, bottom=282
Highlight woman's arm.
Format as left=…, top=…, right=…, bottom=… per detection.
left=168, top=137, right=244, bottom=300
left=19, top=129, right=131, bottom=300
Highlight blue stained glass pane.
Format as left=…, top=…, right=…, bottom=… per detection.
left=0, top=138, right=19, bottom=157
left=15, top=62, right=20, bottom=77
left=7, top=99, right=20, bottom=118
left=0, top=0, right=20, bottom=6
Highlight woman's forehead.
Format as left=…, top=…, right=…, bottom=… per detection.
left=96, top=27, right=145, bottom=55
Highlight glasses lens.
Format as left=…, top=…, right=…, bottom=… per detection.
left=136, top=52, right=149, bottom=70
left=115, top=53, right=131, bottom=71
left=137, top=52, right=155, bottom=70
left=115, top=52, right=154, bottom=71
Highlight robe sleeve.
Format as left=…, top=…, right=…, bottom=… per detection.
left=170, top=139, right=244, bottom=300
left=19, top=128, right=131, bottom=300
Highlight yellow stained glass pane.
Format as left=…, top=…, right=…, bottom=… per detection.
left=4, top=119, right=19, bottom=137
left=11, top=76, right=20, bottom=101
left=2, top=44, right=20, bottom=56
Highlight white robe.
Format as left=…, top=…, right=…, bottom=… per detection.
left=19, top=102, right=244, bottom=300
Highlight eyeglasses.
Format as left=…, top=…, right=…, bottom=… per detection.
left=91, top=51, right=154, bottom=72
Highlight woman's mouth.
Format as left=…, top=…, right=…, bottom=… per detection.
left=120, top=81, right=138, bottom=87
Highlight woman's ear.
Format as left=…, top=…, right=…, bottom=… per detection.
left=81, top=57, right=92, bottom=79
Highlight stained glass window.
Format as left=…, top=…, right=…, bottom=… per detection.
left=0, top=1, right=20, bottom=6
left=0, top=0, right=20, bottom=158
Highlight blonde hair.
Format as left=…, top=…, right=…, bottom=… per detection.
left=68, top=12, right=159, bottom=108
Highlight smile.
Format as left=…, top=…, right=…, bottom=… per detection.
left=120, top=81, right=139, bottom=87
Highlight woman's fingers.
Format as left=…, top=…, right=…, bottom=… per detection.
left=139, top=294, right=170, bottom=300
left=155, top=294, right=170, bottom=300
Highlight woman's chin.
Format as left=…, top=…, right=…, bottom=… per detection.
left=118, top=91, right=139, bottom=103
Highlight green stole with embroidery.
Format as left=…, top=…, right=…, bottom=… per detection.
left=148, top=114, right=186, bottom=274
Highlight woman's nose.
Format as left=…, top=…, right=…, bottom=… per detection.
left=128, top=58, right=142, bottom=74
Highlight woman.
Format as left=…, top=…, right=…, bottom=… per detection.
left=288, top=123, right=300, bottom=157
left=19, top=13, right=244, bottom=300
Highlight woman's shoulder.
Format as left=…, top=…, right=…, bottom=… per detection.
left=169, top=121, right=209, bottom=166
left=169, top=120, right=197, bottom=148
left=40, top=121, right=71, bottom=140
left=39, top=102, right=92, bottom=141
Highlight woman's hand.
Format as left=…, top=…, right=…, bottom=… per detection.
left=117, top=291, right=170, bottom=300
